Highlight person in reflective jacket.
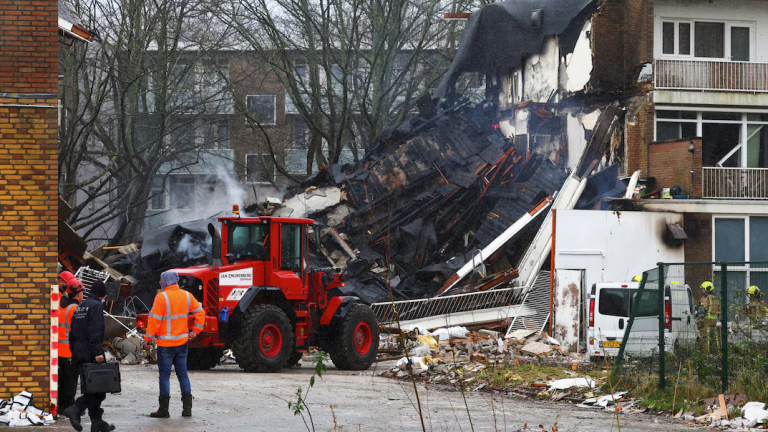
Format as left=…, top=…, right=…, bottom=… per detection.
left=144, top=271, right=205, bottom=418
left=58, top=277, right=84, bottom=415
left=64, top=281, right=114, bottom=432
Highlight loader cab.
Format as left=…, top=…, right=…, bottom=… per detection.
left=218, top=214, right=314, bottom=299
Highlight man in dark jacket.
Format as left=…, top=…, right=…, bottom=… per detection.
left=64, top=281, right=115, bottom=432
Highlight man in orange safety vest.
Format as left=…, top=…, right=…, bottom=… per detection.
left=144, top=271, right=205, bottom=418
left=58, top=273, right=84, bottom=414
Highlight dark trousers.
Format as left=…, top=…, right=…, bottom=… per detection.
left=74, top=361, right=106, bottom=420
left=58, top=357, right=79, bottom=410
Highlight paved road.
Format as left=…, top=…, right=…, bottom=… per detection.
left=14, top=361, right=697, bottom=432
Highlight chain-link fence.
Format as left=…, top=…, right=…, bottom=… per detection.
left=610, top=261, right=768, bottom=395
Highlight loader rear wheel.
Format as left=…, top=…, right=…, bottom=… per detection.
left=187, top=348, right=223, bottom=370
left=232, top=304, right=293, bottom=372
left=328, top=303, right=379, bottom=370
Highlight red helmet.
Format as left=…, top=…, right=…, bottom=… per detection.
left=58, top=271, right=76, bottom=293
left=66, top=279, right=84, bottom=297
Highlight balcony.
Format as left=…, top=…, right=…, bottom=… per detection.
left=655, top=59, right=768, bottom=93
left=703, top=167, right=768, bottom=199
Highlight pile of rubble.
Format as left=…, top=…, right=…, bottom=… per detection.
left=103, top=331, right=155, bottom=365
left=0, top=391, right=54, bottom=427
left=677, top=399, right=768, bottom=430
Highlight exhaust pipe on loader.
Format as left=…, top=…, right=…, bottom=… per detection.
left=208, top=223, right=223, bottom=266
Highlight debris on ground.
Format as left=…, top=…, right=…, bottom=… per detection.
left=103, top=330, right=155, bottom=365
left=0, top=391, right=54, bottom=427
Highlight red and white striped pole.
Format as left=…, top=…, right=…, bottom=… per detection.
left=50, top=284, right=59, bottom=417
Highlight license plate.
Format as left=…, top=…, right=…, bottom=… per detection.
left=600, top=341, right=621, bottom=348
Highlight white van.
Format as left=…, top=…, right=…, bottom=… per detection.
left=587, top=282, right=699, bottom=358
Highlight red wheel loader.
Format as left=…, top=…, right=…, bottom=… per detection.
left=136, top=205, right=379, bottom=372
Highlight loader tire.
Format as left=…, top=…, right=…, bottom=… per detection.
left=187, top=348, right=223, bottom=370
left=328, top=303, right=379, bottom=370
left=232, top=304, right=293, bottom=373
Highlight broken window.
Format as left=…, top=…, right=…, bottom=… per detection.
left=245, top=154, right=274, bottom=184
left=246, top=95, right=276, bottom=125
left=170, top=176, right=195, bottom=209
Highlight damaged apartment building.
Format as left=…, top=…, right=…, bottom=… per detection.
left=438, top=0, right=768, bottom=286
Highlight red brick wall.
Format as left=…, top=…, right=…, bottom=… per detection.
left=648, top=138, right=703, bottom=198
left=0, top=0, right=59, bottom=407
left=684, top=213, right=713, bottom=301
left=0, top=1, right=59, bottom=93
left=591, top=0, right=654, bottom=92
left=625, top=94, right=654, bottom=175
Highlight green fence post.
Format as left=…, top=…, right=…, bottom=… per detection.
left=658, top=262, right=666, bottom=390
left=720, top=262, right=728, bottom=393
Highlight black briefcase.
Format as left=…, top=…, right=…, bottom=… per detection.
left=80, top=362, right=121, bottom=394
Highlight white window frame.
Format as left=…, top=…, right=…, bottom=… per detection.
left=246, top=95, right=277, bottom=126
left=655, top=107, right=768, bottom=167
left=712, top=215, right=768, bottom=287
left=245, top=153, right=275, bottom=184
left=657, top=18, right=755, bottom=62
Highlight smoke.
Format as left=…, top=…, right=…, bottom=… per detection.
left=175, top=232, right=212, bottom=261
left=154, top=168, right=248, bottom=228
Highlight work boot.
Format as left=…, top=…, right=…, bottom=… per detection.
left=63, top=405, right=82, bottom=432
left=90, top=419, right=116, bottom=432
left=181, top=394, right=193, bottom=417
left=149, top=396, right=170, bottom=418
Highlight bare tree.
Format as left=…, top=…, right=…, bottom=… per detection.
left=60, top=0, right=236, bottom=245
left=216, top=0, right=478, bottom=176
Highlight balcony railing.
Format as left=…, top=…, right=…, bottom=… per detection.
left=703, top=167, right=768, bottom=199
left=655, top=59, right=768, bottom=93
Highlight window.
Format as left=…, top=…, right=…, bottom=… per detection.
left=694, top=22, right=724, bottom=58
left=148, top=177, right=167, bottom=210
left=713, top=216, right=768, bottom=310
left=599, top=289, right=629, bottom=317
left=169, top=118, right=196, bottom=150
left=246, top=95, right=276, bottom=125
left=245, top=154, right=274, bottom=184
left=170, top=176, right=195, bottom=209
left=292, top=117, right=309, bottom=149
left=203, top=119, right=229, bottom=149
left=655, top=109, right=768, bottom=168
left=228, top=222, right=270, bottom=261
left=280, top=224, right=302, bottom=271
left=659, top=19, right=753, bottom=61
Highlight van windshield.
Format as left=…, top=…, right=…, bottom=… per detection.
left=599, top=288, right=660, bottom=318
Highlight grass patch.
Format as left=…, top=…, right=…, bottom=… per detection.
left=619, top=373, right=713, bottom=416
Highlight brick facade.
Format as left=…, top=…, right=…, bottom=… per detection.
left=591, top=0, right=654, bottom=92
left=624, top=94, right=654, bottom=175
left=684, top=213, right=713, bottom=301
left=648, top=138, right=703, bottom=198
left=0, top=0, right=59, bottom=407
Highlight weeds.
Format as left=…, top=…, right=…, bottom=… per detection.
left=287, top=352, right=328, bottom=432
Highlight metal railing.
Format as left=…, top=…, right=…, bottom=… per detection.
left=655, top=59, right=768, bottom=93
left=371, top=286, right=526, bottom=326
left=703, top=167, right=768, bottom=199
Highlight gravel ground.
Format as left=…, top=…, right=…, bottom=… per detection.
left=4, top=360, right=700, bottom=432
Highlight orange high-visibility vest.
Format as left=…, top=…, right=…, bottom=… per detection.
left=145, top=285, right=205, bottom=347
left=58, top=304, right=78, bottom=358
